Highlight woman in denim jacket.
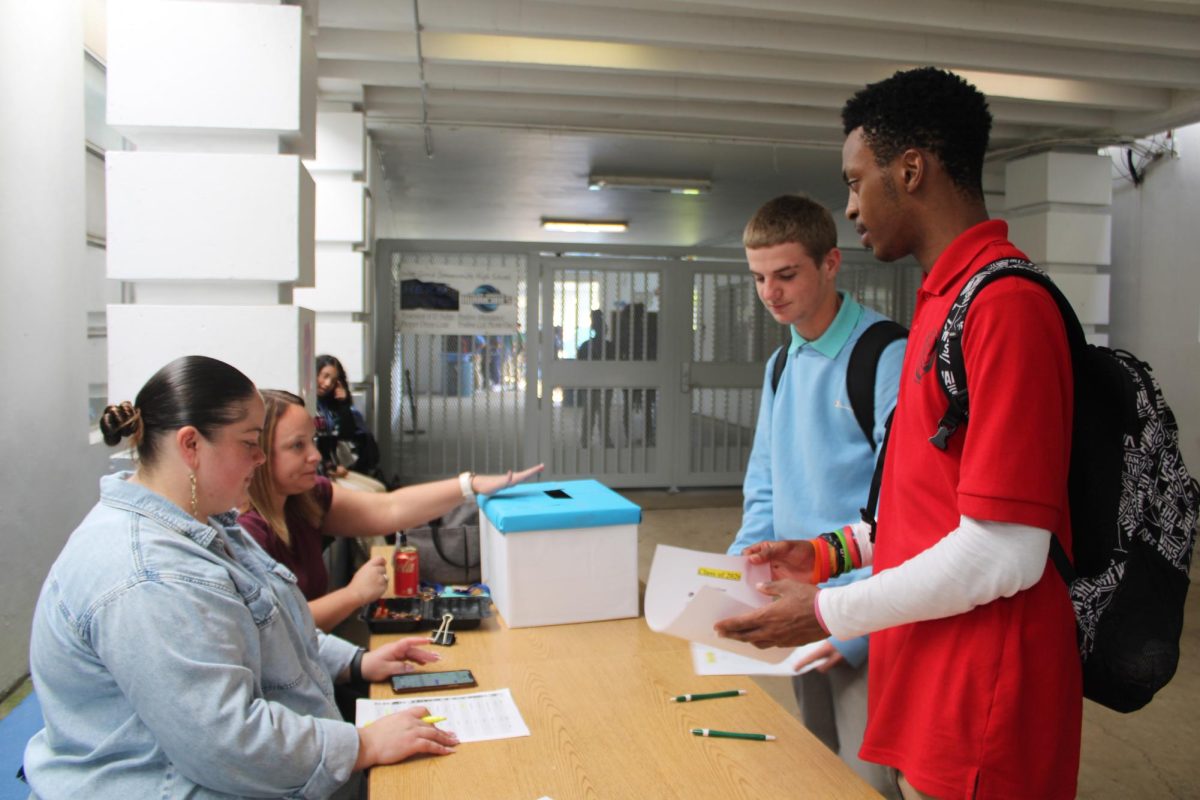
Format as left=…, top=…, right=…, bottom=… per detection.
left=24, top=356, right=459, bottom=799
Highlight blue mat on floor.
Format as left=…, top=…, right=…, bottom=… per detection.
left=0, top=691, right=41, bottom=799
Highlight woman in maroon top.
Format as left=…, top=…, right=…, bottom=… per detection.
left=240, top=390, right=543, bottom=631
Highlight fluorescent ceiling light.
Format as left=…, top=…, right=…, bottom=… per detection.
left=541, top=218, right=628, bottom=233
left=587, top=175, right=711, bottom=195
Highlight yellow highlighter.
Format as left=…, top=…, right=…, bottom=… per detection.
left=421, top=715, right=447, bottom=724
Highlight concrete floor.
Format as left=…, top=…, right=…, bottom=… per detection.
left=625, top=489, right=1200, bottom=800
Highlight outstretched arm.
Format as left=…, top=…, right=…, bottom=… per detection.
left=322, top=464, right=545, bottom=537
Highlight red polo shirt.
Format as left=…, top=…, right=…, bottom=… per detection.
left=860, top=220, right=1081, bottom=799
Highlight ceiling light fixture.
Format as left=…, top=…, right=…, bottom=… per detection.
left=541, top=218, right=628, bottom=233
left=587, top=175, right=711, bottom=195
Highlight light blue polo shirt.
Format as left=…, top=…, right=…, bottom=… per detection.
left=728, top=292, right=905, bottom=666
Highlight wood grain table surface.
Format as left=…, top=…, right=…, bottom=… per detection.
left=365, top=551, right=880, bottom=800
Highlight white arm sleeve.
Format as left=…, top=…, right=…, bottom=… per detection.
left=817, top=515, right=1051, bottom=640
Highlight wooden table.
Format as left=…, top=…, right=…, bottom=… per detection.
left=366, top=556, right=880, bottom=799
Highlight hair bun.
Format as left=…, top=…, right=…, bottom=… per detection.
left=100, top=401, right=143, bottom=447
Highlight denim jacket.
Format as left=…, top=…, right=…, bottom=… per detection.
left=24, top=473, right=361, bottom=799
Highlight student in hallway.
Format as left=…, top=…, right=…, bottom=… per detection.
left=24, top=356, right=459, bottom=799
left=727, top=194, right=904, bottom=798
left=315, top=354, right=380, bottom=480
left=716, top=67, right=1080, bottom=800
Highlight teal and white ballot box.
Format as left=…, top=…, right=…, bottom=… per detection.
left=478, top=479, right=642, bottom=628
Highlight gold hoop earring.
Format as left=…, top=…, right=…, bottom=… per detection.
left=190, top=471, right=199, bottom=519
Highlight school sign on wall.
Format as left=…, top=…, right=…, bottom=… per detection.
left=394, top=253, right=519, bottom=335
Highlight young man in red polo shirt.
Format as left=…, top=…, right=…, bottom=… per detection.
left=715, top=67, right=1080, bottom=799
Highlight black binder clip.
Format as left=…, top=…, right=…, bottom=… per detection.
left=430, top=613, right=456, bottom=646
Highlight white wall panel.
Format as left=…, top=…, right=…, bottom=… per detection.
left=107, top=0, right=308, bottom=142
left=1007, top=209, right=1112, bottom=266
left=315, top=179, right=365, bottom=243
left=107, top=151, right=315, bottom=283
left=107, top=304, right=317, bottom=405
left=1006, top=151, right=1112, bottom=209
left=305, top=111, right=365, bottom=174
left=293, top=249, right=365, bottom=312
left=1046, top=270, right=1111, bottom=326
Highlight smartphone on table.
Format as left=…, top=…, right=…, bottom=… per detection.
left=391, top=669, right=477, bottom=694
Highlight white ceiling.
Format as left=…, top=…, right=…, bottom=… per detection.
left=314, top=0, right=1200, bottom=246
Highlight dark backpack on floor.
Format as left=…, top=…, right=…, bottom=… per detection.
left=771, top=319, right=907, bottom=450
left=931, top=257, right=1200, bottom=712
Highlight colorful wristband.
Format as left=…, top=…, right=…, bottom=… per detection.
left=833, top=527, right=853, bottom=572
left=811, top=538, right=832, bottom=584
left=842, top=525, right=862, bottom=569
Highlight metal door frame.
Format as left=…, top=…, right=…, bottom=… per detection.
left=375, top=240, right=750, bottom=488
left=668, top=258, right=775, bottom=487
left=535, top=255, right=670, bottom=487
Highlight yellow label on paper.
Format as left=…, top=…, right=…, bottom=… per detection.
left=698, top=567, right=741, bottom=581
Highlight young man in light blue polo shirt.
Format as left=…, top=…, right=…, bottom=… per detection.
left=727, top=195, right=904, bottom=798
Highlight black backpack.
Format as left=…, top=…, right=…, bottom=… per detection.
left=930, top=257, right=1199, bottom=712
left=770, top=319, right=907, bottom=450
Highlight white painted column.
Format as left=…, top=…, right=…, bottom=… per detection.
left=0, top=0, right=115, bottom=694
left=104, top=0, right=318, bottom=402
left=1004, top=151, right=1113, bottom=344
left=298, top=110, right=370, bottom=389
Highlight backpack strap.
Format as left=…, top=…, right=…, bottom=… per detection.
left=846, top=320, right=908, bottom=450
left=769, top=345, right=787, bottom=395
left=931, top=257, right=1089, bottom=582
left=930, top=257, right=1087, bottom=450
left=860, top=410, right=895, bottom=543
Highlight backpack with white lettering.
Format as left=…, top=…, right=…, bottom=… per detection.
left=932, top=257, right=1199, bottom=712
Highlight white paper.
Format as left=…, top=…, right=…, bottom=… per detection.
left=644, top=544, right=793, bottom=663
left=355, top=688, right=531, bottom=742
left=690, top=642, right=829, bottom=676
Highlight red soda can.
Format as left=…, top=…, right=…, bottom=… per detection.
left=394, top=534, right=419, bottom=597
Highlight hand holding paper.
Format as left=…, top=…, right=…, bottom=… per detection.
left=741, top=538, right=816, bottom=583
left=712, top=578, right=826, bottom=650
left=644, top=545, right=794, bottom=663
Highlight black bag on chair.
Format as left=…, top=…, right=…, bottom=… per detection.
left=404, top=499, right=481, bottom=585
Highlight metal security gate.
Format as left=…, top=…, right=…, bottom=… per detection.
left=381, top=243, right=920, bottom=489
left=672, top=262, right=789, bottom=487
left=389, top=252, right=530, bottom=483
left=536, top=258, right=669, bottom=486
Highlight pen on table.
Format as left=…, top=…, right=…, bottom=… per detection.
left=691, top=728, right=775, bottom=741
left=669, top=689, right=747, bottom=703
left=364, top=714, right=446, bottom=727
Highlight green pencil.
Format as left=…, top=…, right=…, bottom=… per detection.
left=669, top=689, right=747, bottom=703
left=691, top=728, right=776, bottom=741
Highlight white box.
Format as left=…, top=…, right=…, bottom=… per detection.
left=479, top=480, right=641, bottom=628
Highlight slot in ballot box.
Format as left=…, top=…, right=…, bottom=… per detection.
left=478, top=479, right=641, bottom=627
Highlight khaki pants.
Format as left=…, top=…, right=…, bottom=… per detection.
left=793, top=664, right=900, bottom=800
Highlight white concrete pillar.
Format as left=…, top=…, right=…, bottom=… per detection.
left=0, top=0, right=115, bottom=695
left=1005, top=151, right=1113, bottom=345
left=104, top=0, right=317, bottom=402
left=299, top=110, right=370, bottom=385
